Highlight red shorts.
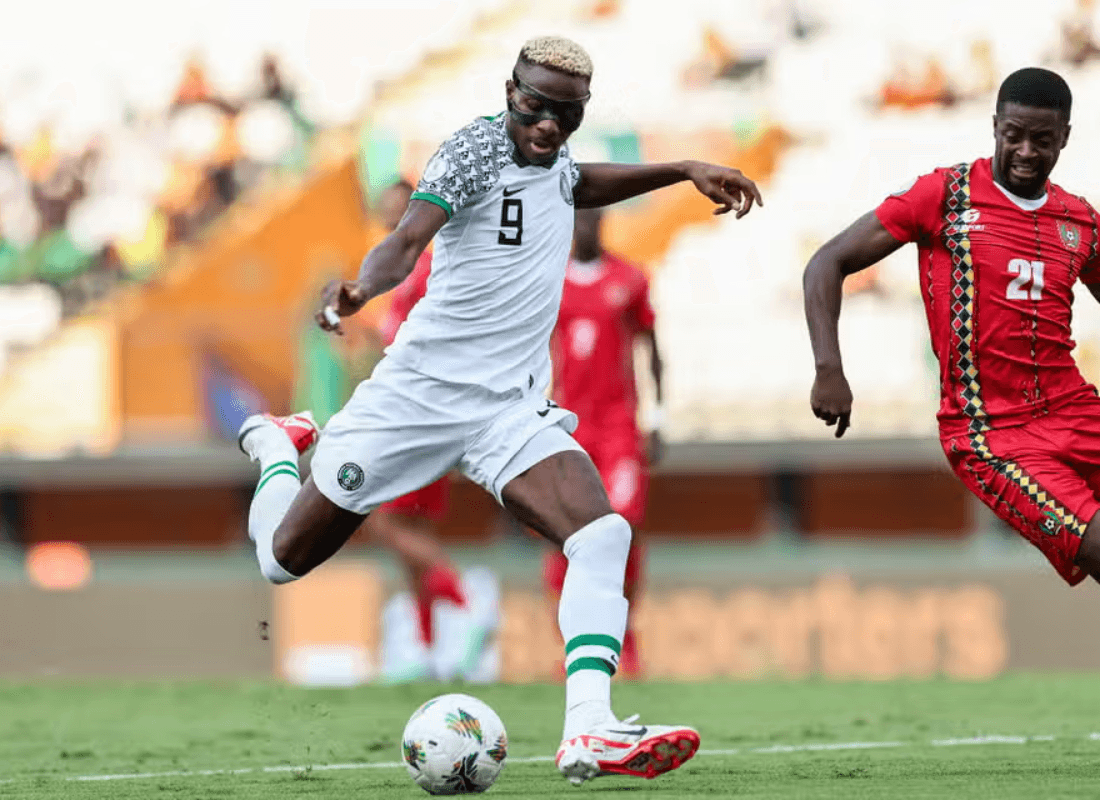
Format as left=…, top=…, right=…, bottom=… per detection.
left=575, top=423, right=649, bottom=528
left=943, top=411, right=1100, bottom=586
left=378, top=476, right=449, bottom=521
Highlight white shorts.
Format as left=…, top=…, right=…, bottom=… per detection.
left=311, top=357, right=582, bottom=514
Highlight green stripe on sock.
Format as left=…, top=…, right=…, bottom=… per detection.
left=260, top=460, right=298, bottom=479
left=255, top=467, right=299, bottom=496
left=566, top=657, right=614, bottom=678
left=565, top=634, right=621, bottom=656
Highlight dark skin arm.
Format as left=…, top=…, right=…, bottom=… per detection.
left=638, top=328, right=665, bottom=464
left=574, top=161, right=763, bottom=217
left=316, top=200, right=447, bottom=334
left=803, top=211, right=905, bottom=437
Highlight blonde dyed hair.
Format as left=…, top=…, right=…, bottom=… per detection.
left=518, top=36, right=593, bottom=79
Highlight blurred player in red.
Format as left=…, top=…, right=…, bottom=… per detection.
left=364, top=180, right=466, bottom=650
left=805, top=67, right=1100, bottom=586
left=545, top=207, right=663, bottom=678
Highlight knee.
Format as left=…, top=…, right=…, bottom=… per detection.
left=565, top=513, right=632, bottom=562
left=1078, top=516, right=1100, bottom=575
left=259, top=535, right=302, bottom=585
left=259, top=553, right=298, bottom=585
left=604, top=513, right=633, bottom=550
left=582, top=510, right=632, bottom=543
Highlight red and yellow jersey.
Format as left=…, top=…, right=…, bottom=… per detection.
left=551, top=252, right=655, bottom=432
left=875, top=157, right=1100, bottom=436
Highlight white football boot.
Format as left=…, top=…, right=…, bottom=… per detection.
left=556, top=715, right=700, bottom=785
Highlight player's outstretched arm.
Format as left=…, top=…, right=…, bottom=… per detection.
left=316, top=200, right=447, bottom=335
left=574, top=161, right=763, bottom=217
left=803, top=211, right=904, bottom=438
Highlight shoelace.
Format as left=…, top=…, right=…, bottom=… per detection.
left=619, top=714, right=640, bottom=725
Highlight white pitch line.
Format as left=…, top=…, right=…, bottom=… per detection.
left=72, top=755, right=557, bottom=782
left=261, top=757, right=555, bottom=773
left=751, top=741, right=904, bottom=754
left=262, top=762, right=403, bottom=773
left=28, top=732, right=1080, bottom=785
left=76, top=768, right=256, bottom=782
left=931, top=735, right=1033, bottom=746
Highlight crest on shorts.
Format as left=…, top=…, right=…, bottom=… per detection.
left=1058, top=221, right=1080, bottom=251
left=1040, top=508, right=1063, bottom=537
left=337, top=462, right=364, bottom=491
left=560, top=171, right=574, bottom=205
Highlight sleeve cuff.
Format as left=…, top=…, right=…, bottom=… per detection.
left=873, top=206, right=908, bottom=243
left=410, top=191, right=454, bottom=219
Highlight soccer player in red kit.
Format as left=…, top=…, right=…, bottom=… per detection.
left=366, top=180, right=466, bottom=650
left=804, top=67, right=1100, bottom=586
left=546, top=206, right=663, bottom=676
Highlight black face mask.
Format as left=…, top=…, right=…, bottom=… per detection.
left=508, top=71, right=590, bottom=134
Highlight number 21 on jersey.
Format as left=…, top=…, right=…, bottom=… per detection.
left=1006, top=258, right=1045, bottom=301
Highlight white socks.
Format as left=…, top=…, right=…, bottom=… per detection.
left=247, top=429, right=302, bottom=585
left=558, top=513, right=631, bottom=740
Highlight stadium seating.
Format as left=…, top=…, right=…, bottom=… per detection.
left=2, top=0, right=1099, bottom=447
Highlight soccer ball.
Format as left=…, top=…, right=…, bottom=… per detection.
left=401, top=693, right=508, bottom=794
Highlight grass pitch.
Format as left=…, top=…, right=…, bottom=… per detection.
left=4, top=676, right=1100, bottom=798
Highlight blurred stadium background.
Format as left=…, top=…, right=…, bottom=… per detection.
left=3, top=0, right=1100, bottom=691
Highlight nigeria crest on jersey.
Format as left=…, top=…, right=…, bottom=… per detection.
left=1058, top=221, right=1080, bottom=251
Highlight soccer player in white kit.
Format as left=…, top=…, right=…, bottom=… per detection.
left=238, top=36, right=762, bottom=784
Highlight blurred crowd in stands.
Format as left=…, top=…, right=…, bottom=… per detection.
left=0, top=53, right=314, bottom=318
left=877, top=0, right=1100, bottom=111
left=6, top=0, right=1092, bottom=325
left=4, top=0, right=1100, bottom=446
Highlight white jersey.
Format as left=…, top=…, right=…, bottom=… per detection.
left=386, top=112, right=581, bottom=393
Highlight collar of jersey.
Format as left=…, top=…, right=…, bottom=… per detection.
left=489, top=110, right=560, bottom=169
left=991, top=175, right=1048, bottom=212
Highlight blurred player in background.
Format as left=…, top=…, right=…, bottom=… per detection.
left=363, top=180, right=495, bottom=681
left=240, top=35, right=761, bottom=784
left=545, top=206, right=662, bottom=678
left=805, top=67, right=1100, bottom=589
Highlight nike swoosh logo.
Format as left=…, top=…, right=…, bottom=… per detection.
left=537, top=409, right=550, bottom=417
left=503, top=186, right=525, bottom=197
left=607, top=726, right=648, bottom=737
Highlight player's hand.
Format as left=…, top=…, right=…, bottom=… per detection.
left=647, top=430, right=665, bottom=466
left=811, top=367, right=853, bottom=438
left=684, top=161, right=764, bottom=218
left=316, top=280, right=368, bottom=336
